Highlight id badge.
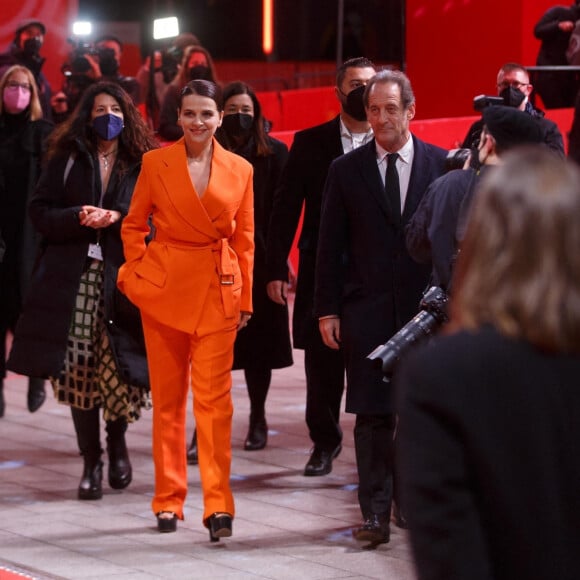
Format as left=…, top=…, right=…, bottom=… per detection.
left=88, top=243, right=103, bottom=261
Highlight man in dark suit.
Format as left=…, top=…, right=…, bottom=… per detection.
left=315, top=70, right=447, bottom=542
left=266, top=57, right=377, bottom=477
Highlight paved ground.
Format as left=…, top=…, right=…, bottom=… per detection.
left=0, top=345, right=417, bottom=579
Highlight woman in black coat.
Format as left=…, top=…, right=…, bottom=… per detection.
left=396, top=147, right=580, bottom=580
left=8, top=82, right=157, bottom=501
left=0, top=65, right=53, bottom=418
left=183, top=81, right=292, bottom=460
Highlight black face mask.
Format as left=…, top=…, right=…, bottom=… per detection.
left=222, top=113, right=254, bottom=138
left=188, top=65, right=211, bottom=81
left=22, top=37, right=42, bottom=57
left=342, top=85, right=367, bottom=121
left=500, top=86, right=526, bottom=108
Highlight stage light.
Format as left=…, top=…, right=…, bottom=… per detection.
left=72, top=21, right=92, bottom=37
left=262, top=0, right=273, bottom=55
left=153, top=17, right=179, bottom=40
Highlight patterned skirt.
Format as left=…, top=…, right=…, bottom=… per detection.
left=51, top=260, right=151, bottom=423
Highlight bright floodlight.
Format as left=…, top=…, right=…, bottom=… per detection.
left=153, top=17, right=179, bottom=40
left=72, top=21, right=92, bottom=36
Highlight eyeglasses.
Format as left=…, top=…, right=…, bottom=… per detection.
left=6, top=81, right=32, bottom=91
left=497, top=81, right=529, bottom=90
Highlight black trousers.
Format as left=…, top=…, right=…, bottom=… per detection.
left=354, top=413, right=395, bottom=518
left=304, top=333, right=345, bottom=451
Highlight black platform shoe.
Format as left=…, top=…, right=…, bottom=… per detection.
left=78, top=455, right=104, bottom=500
left=187, top=429, right=198, bottom=465
left=106, top=419, right=132, bottom=489
left=244, top=416, right=268, bottom=451
left=205, top=512, right=233, bottom=542
left=27, top=377, right=46, bottom=413
left=156, top=512, right=178, bottom=533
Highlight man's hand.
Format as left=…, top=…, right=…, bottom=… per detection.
left=319, top=317, right=341, bottom=350
left=267, top=280, right=288, bottom=305
left=559, top=20, right=575, bottom=32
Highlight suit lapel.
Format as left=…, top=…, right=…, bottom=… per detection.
left=156, top=139, right=221, bottom=239
left=403, top=135, right=431, bottom=223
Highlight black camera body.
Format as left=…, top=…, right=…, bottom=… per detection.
left=445, top=148, right=471, bottom=171
left=367, top=286, right=449, bottom=379
left=473, top=94, right=504, bottom=112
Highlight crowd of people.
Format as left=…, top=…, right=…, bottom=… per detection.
left=1, top=14, right=580, bottom=578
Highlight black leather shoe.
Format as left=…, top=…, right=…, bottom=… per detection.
left=353, top=514, right=390, bottom=544
left=244, top=417, right=267, bottom=451
left=78, top=456, right=103, bottom=500
left=156, top=512, right=178, bottom=533
left=392, top=502, right=408, bottom=529
left=303, top=444, right=342, bottom=476
left=187, top=429, right=198, bottom=465
left=27, top=378, right=46, bottom=413
left=205, top=512, right=233, bottom=542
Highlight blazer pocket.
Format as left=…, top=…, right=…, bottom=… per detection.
left=134, top=260, right=167, bottom=288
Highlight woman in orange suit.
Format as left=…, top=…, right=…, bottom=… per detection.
left=117, top=79, right=254, bottom=542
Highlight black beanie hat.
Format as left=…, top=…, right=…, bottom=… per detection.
left=482, top=106, right=544, bottom=151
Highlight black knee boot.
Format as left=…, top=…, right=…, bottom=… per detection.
left=105, top=417, right=132, bottom=489
left=71, top=407, right=103, bottom=500
left=27, top=377, right=46, bottom=413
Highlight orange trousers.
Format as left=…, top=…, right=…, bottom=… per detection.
left=141, top=298, right=237, bottom=523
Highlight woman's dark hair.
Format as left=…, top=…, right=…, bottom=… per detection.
left=47, top=81, right=157, bottom=168
left=172, top=45, right=218, bottom=88
left=179, top=79, right=223, bottom=111
left=219, top=81, right=273, bottom=157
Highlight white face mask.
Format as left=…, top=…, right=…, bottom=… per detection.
left=3, top=85, right=31, bottom=113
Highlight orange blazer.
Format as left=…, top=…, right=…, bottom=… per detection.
left=117, top=138, right=254, bottom=333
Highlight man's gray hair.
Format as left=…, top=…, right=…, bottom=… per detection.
left=363, top=69, right=415, bottom=110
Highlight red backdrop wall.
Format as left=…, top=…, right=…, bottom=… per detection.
left=406, top=0, right=558, bottom=119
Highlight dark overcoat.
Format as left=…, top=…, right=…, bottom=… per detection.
left=314, top=136, right=447, bottom=415
left=266, top=116, right=343, bottom=349
left=396, top=326, right=580, bottom=580
left=227, top=135, right=293, bottom=370
left=7, top=143, right=149, bottom=389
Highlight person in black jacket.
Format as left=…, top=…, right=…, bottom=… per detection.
left=0, top=19, right=52, bottom=120
left=397, top=147, right=580, bottom=580
left=266, top=57, right=376, bottom=477
left=534, top=1, right=580, bottom=108
left=408, top=106, right=545, bottom=293
left=315, top=70, right=447, bottom=543
left=8, top=82, right=157, bottom=501
left=182, top=81, right=293, bottom=461
left=0, top=65, right=53, bottom=418
left=461, top=63, right=564, bottom=157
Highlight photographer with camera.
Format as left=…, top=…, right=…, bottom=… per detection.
left=55, top=36, right=142, bottom=125
left=94, top=36, right=141, bottom=106
left=136, top=32, right=201, bottom=118
left=406, top=106, right=545, bottom=295
left=461, top=63, right=564, bottom=157
left=0, top=19, right=52, bottom=120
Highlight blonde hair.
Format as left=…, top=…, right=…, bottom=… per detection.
left=450, top=146, right=580, bottom=353
left=0, top=65, right=43, bottom=120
